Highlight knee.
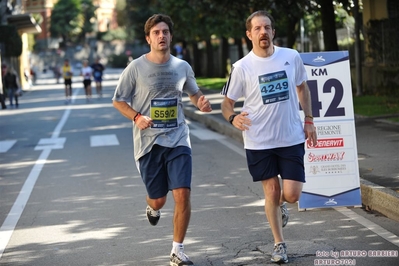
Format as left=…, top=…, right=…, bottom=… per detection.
left=173, top=188, right=191, bottom=204
left=284, top=193, right=301, bottom=204
left=148, top=196, right=167, bottom=210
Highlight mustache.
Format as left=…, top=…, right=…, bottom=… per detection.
left=259, top=35, right=269, bottom=41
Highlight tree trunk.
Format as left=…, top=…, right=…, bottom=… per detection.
left=353, top=0, right=363, bottom=96
left=206, top=39, right=214, bottom=77
left=192, top=41, right=202, bottom=76
left=235, top=38, right=244, bottom=59
left=221, top=37, right=229, bottom=78
left=285, top=17, right=299, bottom=48
left=320, top=0, right=339, bottom=51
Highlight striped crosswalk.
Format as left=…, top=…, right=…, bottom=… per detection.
left=1, top=125, right=226, bottom=154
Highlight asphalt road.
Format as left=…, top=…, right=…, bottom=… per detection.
left=0, top=69, right=398, bottom=265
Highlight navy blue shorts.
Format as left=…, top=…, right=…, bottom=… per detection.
left=138, top=145, right=192, bottom=199
left=245, top=143, right=305, bottom=182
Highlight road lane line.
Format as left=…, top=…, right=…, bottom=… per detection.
left=0, top=89, right=80, bottom=259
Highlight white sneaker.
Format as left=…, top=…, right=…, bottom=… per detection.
left=146, top=205, right=160, bottom=226
left=170, top=245, right=193, bottom=266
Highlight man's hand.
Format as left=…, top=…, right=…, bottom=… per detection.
left=135, top=115, right=153, bottom=130
left=232, top=112, right=251, bottom=131
left=197, top=95, right=212, bottom=112
left=304, top=123, right=317, bottom=146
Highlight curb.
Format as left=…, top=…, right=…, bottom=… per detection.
left=360, top=179, right=399, bottom=222
left=184, top=105, right=399, bottom=223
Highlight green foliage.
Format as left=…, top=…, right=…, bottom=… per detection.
left=366, top=18, right=399, bottom=66
left=98, top=28, right=128, bottom=41
left=124, top=0, right=158, bottom=43
left=353, top=95, right=399, bottom=117
left=50, top=0, right=94, bottom=45
left=115, top=0, right=127, bottom=27
left=0, top=25, right=23, bottom=57
left=108, top=54, right=129, bottom=68
left=80, top=0, right=97, bottom=41
left=196, top=77, right=227, bottom=90
left=32, top=13, right=44, bottom=25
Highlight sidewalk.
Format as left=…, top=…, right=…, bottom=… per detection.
left=183, top=89, right=399, bottom=222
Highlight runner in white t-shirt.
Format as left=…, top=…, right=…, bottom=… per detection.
left=81, top=60, right=93, bottom=102
left=221, top=10, right=317, bottom=264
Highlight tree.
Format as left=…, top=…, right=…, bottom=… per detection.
left=79, top=0, right=97, bottom=42
left=124, top=0, right=158, bottom=43
left=50, top=0, right=94, bottom=46
left=0, top=25, right=22, bottom=57
left=319, top=0, right=339, bottom=51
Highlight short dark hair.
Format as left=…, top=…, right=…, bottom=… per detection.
left=246, top=10, right=275, bottom=31
left=144, top=14, right=174, bottom=36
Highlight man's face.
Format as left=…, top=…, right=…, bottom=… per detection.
left=246, top=16, right=275, bottom=50
left=146, top=22, right=172, bottom=52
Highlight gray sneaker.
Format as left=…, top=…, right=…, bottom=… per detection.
left=281, top=202, right=289, bottom=228
left=146, top=205, right=161, bottom=226
left=271, top=242, right=288, bottom=263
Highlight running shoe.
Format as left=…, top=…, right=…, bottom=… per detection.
left=170, top=249, right=193, bottom=266
left=281, top=202, right=289, bottom=228
left=146, top=205, right=160, bottom=226
left=271, top=242, right=288, bottom=263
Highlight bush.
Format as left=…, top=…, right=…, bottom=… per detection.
left=108, top=54, right=129, bottom=68
left=0, top=25, right=23, bottom=57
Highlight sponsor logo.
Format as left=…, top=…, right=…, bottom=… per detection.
left=308, top=152, right=345, bottom=162
left=308, top=164, right=348, bottom=175
left=313, top=56, right=325, bottom=62
left=307, top=138, right=344, bottom=149
left=309, top=165, right=320, bottom=174
left=316, top=125, right=342, bottom=136
left=324, top=198, right=337, bottom=205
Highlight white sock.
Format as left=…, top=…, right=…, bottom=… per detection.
left=171, top=242, right=183, bottom=255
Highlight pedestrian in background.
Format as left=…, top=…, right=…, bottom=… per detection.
left=1, top=64, right=7, bottom=109
left=112, top=14, right=212, bottom=266
left=91, top=58, right=105, bottom=98
left=221, top=10, right=317, bottom=264
left=62, top=59, right=73, bottom=104
left=2, top=64, right=20, bottom=108
left=81, top=60, right=93, bottom=102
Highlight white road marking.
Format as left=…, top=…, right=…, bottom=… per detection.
left=0, top=140, right=17, bottom=153
left=0, top=89, right=80, bottom=259
left=336, top=207, right=399, bottom=247
left=34, top=138, right=66, bottom=150
left=190, top=128, right=226, bottom=140
left=90, top=134, right=119, bottom=147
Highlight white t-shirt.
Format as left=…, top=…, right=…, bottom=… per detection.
left=81, top=66, right=92, bottom=80
left=222, top=46, right=308, bottom=149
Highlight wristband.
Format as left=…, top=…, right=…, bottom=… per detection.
left=304, top=121, right=314, bottom=125
left=134, top=112, right=141, bottom=122
left=228, top=114, right=237, bottom=124
left=305, top=115, right=314, bottom=119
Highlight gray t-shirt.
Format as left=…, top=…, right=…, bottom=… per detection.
left=113, top=54, right=199, bottom=161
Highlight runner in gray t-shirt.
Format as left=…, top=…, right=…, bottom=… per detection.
left=112, top=14, right=212, bottom=266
